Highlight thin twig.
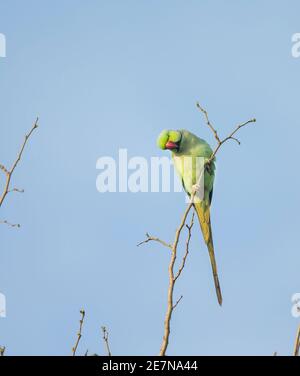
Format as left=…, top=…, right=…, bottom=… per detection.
left=0, top=346, right=5, bottom=356
left=196, top=103, right=221, bottom=143
left=0, top=118, right=38, bottom=209
left=172, top=295, right=183, bottom=310
left=137, top=233, right=172, bottom=249
left=0, top=220, right=20, bottom=228
left=101, top=326, right=112, bottom=356
left=7, top=188, right=24, bottom=194
left=0, top=165, right=9, bottom=175
left=294, top=324, right=300, bottom=356
left=196, top=102, right=256, bottom=164
left=72, top=309, right=85, bottom=356
left=174, top=212, right=195, bottom=282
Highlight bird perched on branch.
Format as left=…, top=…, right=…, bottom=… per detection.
left=157, top=129, right=222, bottom=306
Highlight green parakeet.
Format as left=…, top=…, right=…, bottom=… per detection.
left=157, top=129, right=222, bottom=306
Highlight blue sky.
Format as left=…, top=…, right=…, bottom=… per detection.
left=0, top=0, right=300, bottom=355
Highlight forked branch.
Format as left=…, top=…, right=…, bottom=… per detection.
left=196, top=102, right=256, bottom=163
left=0, top=118, right=39, bottom=226
left=138, top=201, right=195, bottom=356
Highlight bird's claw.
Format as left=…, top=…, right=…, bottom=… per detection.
left=192, top=183, right=201, bottom=194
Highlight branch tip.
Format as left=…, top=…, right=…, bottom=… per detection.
left=72, top=309, right=86, bottom=356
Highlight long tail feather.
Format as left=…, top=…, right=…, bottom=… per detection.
left=207, top=240, right=223, bottom=306
left=194, top=202, right=223, bottom=306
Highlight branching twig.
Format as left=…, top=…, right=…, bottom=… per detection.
left=294, top=324, right=300, bottom=356
left=196, top=102, right=256, bottom=164
left=137, top=233, right=172, bottom=249
left=101, top=326, right=112, bottom=356
left=159, top=207, right=195, bottom=356
left=174, top=212, right=195, bottom=282
left=196, top=103, right=221, bottom=143
left=139, top=202, right=195, bottom=356
left=72, top=309, right=85, bottom=356
left=0, top=118, right=38, bottom=226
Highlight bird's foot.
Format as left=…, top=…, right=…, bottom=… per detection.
left=192, top=183, right=201, bottom=194
left=191, top=183, right=204, bottom=201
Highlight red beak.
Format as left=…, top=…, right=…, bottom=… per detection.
left=165, top=141, right=178, bottom=150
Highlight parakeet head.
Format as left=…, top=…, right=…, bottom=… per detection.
left=157, top=130, right=182, bottom=152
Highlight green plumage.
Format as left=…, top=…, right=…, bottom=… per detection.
left=157, top=129, right=223, bottom=305
left=172, top=130, right=215, bottom=200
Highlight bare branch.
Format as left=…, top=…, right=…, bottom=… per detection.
left=0, top=118, right=38, bottom=213
left=72, top=309, right=85, bottom=356
left=172, top=295, right=183, bottom=310
left=137, top=233, right=172, bottom=249
left=174, top=212, right=195, bottom=282
left=8, top=118, right=39, bottom=177
left=0, top=346, right=5, bottom=356
left=294, top=324, right=300, bottom=356
left=101, top=326, right=112, bottom=356
left=159, top=201, right=195, bottom=356
left=196, top=103, right=221, bottom=143
left=7, top=188, right=24, bottom=194
left=0, top=220, right=20, bottom=228
left=137, top=205, right=195, bottom=356
left=196, top=102, right=256, bottom=164
left=0, top=165, right=9, bottom=175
